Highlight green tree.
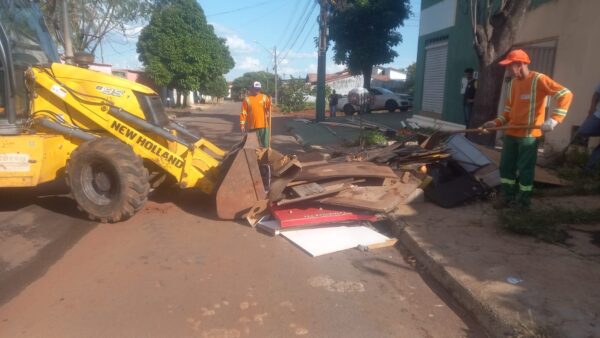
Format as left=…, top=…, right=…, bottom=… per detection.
left=399, top=62, right=415, bottom=95
left=137, top=0, right=234, bottom=106
left=204, top=76, right=229, bottom=101
left=40, top=0, right=155, bottom=53
left=231, top=72, right=280, bottom=101
left=328, top=0, right=411, bottom=89
left=466, top=0, right=532, bottom=144
left=279, top=77, right=309, bottom=113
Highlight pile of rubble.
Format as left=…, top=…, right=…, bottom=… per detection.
left=242, top=127, right=454, bottom=256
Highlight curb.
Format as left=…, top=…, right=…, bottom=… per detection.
left=395, top=224, right=516, bottom=338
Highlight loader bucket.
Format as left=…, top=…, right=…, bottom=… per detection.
left=215, top=132, right=267, bottom=219
left=214, top=133, right=302, bottom=220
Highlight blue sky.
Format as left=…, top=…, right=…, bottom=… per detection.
left=100, top=0, right=421, bottom=81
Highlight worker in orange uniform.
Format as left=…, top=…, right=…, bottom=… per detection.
left=240, top=81, right=271, bottom=148
left=481, top=49, right=573, bottom=209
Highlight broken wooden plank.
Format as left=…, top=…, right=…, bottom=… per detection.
left=319, top=182, right=420, bottom=213
left=276, top=181, right=351, bottom=206
left=291, top=182, right=325, bottom=197
left=366, top=238, right=398, bottom=250
left=296, top=162, right=398, bottom=181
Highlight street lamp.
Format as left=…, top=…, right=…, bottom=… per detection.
left=253, top=40, right=278, bottom=105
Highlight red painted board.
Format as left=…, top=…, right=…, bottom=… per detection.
left=271, top=204, right=377, bottom=228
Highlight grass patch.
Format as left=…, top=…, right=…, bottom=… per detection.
left=498, top=206, right=600, bottom=243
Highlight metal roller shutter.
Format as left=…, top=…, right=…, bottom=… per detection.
left=422, top=38, right=449, bottom=114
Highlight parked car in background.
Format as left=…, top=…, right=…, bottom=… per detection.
left=337, top=87, right=410, bottom=115
left=396, top=93, right=413, bottom=109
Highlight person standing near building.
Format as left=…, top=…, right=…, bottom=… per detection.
left=576, top=82, right=600, bottom=171
left=328, top=90, right=339, bottom=118
left=463, top=68, right=477, bottom=128
left=240, top=81, right=271, bottom=148
left=481, top=49, right=573, bottom=209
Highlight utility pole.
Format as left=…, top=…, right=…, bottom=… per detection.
left=61, top=0, right=74, bottom=63
left=315, top=0, right=328, bottom=121
left=273, top=46, right=278, bottom=105
left=254, top=40, right=278, bottom=105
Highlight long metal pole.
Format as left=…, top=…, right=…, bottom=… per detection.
left=62, top=0, right=74, bottom=63
left=315, top=0, right=328, bottom=121
left=274, top=46, right=278, bottom=105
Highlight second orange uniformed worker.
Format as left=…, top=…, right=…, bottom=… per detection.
left=240, top=81, right=271, bottom=148
left=481, top=49, right=573, bottom=209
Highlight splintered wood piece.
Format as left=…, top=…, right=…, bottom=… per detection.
left=291, top=182, right=325, bottom=197
left=276, top=182, right=351, bottom=206
left=296, top=162, right=398, bottom=181
left=319, top=182, right=419, bottom=213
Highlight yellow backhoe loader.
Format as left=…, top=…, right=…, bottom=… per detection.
left=0, top=0, right=279, bottom=222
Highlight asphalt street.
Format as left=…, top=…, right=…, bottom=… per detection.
left=0, top=101, right=487, bottom=338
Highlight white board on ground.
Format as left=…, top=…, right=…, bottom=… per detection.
left=281, top=225, right=391, bottom=257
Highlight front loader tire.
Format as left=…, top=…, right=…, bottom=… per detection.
left=67, top=138, right=150, bottom=223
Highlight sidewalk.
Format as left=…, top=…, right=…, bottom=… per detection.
left=284, top=115, right=600, bottom=337
left=393, top=197, right=600, bottom=338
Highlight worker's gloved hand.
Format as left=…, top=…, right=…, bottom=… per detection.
left=481, top=121, right=496, bottom=129
left=541, top=118, right=558, bottom=132
left=240, top=125, right=246, bottom=133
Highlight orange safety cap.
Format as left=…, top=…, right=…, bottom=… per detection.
left=498, top=49, right=531, bottom=66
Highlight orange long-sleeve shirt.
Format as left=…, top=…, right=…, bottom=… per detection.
left=494, top=71, right=573, bottom=138
left=240, top=93, right=271, bottom=130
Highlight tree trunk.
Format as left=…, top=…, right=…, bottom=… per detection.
left=467, top=62, right=506, bottom=145
left=362, top=65, right=372, bottom=89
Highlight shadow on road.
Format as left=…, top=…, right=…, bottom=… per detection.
left=0, top=182, right=98, bottom=306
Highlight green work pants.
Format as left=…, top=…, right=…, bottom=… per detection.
left=499, top=136, right=539, bottom=207
left=256, top=128, right=270, bottom=148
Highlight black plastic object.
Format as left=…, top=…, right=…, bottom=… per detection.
left=424, top=160, right=485, bottom=208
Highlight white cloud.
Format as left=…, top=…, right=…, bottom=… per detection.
left=237, top=56, right=262, bottom=71
left=226, top=35, right=254, bottom=53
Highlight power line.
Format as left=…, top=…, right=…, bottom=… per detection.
left=279, top=2, right=317, bottom=62
left=275, top=0, right=304, bottom=47
left=279, top=0, right=313, bottom=53
left=205, top=0, right=282, bottom=18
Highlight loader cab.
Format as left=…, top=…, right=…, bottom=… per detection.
left=0, top=0, right=60, bottom=134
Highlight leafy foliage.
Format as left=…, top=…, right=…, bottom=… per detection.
left=278, top=77, right=309, bottom=113
left=328, top=0, right=411, bottom=88
left=137, top=0, right=234, bottom=96
left=40, top=0, right=155, bottom=53
left=204, top=75, right=229, bottom=99
left=231, top=71, right=279, bottom=101
left=398, top=62, right=416, bottom=95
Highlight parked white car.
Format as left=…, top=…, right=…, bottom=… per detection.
left=336, top=87, right=410, bottom=115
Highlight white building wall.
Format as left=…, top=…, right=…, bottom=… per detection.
left=327, top=75, right=364, bottom=95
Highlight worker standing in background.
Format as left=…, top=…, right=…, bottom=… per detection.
left=463, top=68, right=477, bottom=128
left=240, top=81, right=271, bottom=148
left=481, top=49, right=573, bottom=209
left=576, top=82, right=600, bottom=172
left=328, top=90, right=339, bottom=118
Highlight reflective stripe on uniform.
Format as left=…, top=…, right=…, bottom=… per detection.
left=528, top=73, right=542, bottom=137
left=519, top=184, right=533, bottom=192
left=554, top=88, right=570, bottom=99
left=553, top=108, right=568, bottom=116
left=501, top=178, right=516, bottom=185
left=504, top=106, right=511, bottom=112
left=498, top=116, right=507, bottom=124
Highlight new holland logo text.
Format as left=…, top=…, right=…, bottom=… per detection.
left=111, top=120, right=184, bottom=168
